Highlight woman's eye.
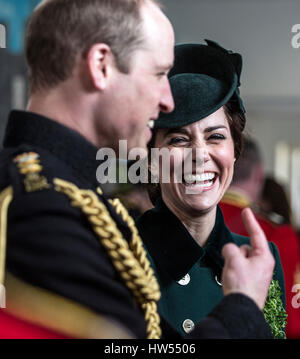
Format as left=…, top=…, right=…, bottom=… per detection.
left=208, top=133, right=226, bottom=141
left=169, top=137, right=188, bottom=145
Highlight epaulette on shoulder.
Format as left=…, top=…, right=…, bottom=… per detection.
left=13, top=151, right=51, bottom=193
left=0, top=151, right=52, bottom=287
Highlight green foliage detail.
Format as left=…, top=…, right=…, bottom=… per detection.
left=263, top=280, right=287, bottom=339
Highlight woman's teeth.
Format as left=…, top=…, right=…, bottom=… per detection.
left=148, top=120, right=154, bottom=129
left=184, top=172, right=216, bottom=187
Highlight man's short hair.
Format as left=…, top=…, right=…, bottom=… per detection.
left=26, top=0, right=161, bottom=93
left=232, top=137, right=262, bottom=183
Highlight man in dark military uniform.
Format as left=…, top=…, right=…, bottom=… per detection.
left=0, top=0, right=275, bottom=339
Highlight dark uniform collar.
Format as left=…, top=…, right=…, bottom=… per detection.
left=3, top=110, right=100, bottom=187
left=3, top=110, right=135, bottom=243
left=138, top=197, right=234, bottom=281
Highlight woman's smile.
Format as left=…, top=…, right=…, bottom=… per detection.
left=183, top=172, right=217, bottom=189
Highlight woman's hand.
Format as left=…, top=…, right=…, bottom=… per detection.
left=221, top=208, right=275, bottom=310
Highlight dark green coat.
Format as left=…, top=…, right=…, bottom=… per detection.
left=137, top=197, right=286, bottom=336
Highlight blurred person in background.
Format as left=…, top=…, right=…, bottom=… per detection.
left=259, top=177, right=294, bottom=226
left=220, top=138, right=300, bottom=338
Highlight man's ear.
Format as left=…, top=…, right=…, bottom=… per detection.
left=86, top=43, right=115, bottom=91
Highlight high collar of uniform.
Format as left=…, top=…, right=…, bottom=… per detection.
left=137, top=197, right=234, bottom=281
left=221, top=188, right=251, bottom=208
left=4, top=110, right=100, bottom=187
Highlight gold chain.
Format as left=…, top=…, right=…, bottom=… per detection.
left=54, top=178, right=161, bottom=339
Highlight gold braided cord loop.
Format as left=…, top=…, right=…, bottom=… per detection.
left=53, top=178, right=161, bottom=339
left=109, top=198, right=161, bottom=338
left=142, top=301, right=161, bottom=339
left=0, top=186, right=13, bottom=286
left=109, top=198, right=160, bottom=296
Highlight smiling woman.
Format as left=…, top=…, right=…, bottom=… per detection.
left=136, top=41, right=286, bottom=337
